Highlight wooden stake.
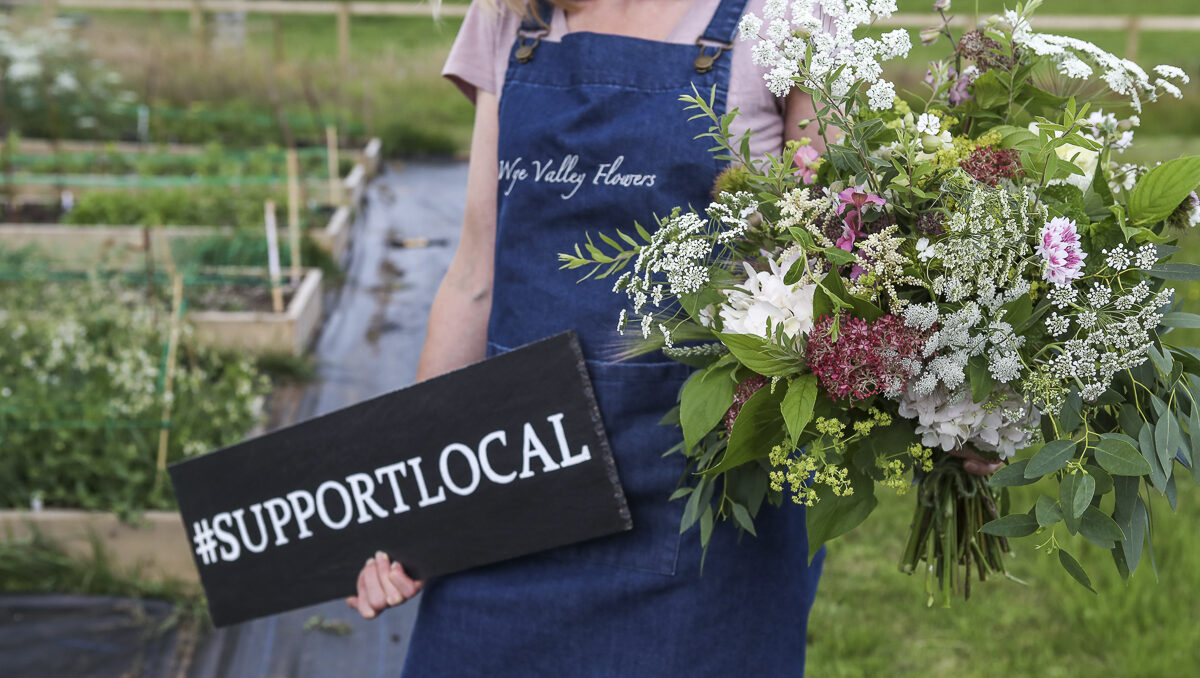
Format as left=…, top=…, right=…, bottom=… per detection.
left=44, top=0, right=58, bottom=24
left=190, top=1, right=205, bottom=51
left=154, top=274, right=184, bottom=490
left=1124, top=16, right=1141, bottom=61
left=273, top=15, right=285, bottom=67
left=286, top=149, right=302, bottom=284
left=337, top=2, right=351, bottom=75
left=326, top=125, right=342, bottom=205
left=265, top=200, right=285, bottom=313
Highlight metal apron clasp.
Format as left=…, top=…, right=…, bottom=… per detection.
left=693, top=39, right=732, bottom=74
left=516, top=27, right=550, bottom=64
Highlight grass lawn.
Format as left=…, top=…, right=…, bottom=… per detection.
left=808, top=478, right=1200, bottom=677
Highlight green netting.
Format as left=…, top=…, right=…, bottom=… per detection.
left=1, top=173, right=294, bottom=188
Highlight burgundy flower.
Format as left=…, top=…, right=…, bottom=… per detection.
left=961, top=147, right=1021, bottom=186
left=724, top=375, right=768, bottom=435
left=806, top=314, right=929, bottom=402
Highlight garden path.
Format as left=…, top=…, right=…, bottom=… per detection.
left=186, top=161, right=468, bottom=678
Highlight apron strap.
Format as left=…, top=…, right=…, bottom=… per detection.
left=694, top=0, right=750, bottom=74
left=515, top=0, right=554, bottom=63
left=699, top=0, right=751, bottom=46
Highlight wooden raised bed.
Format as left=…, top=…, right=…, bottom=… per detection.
left=0, top=509, right=198, bottom=584
left=190, top=267, right=324, bottom=355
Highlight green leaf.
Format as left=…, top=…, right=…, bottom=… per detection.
left=990, top=459, right=1037, bottom=487
left=1154, top=416, right=1181, bottom=478
left=707, top=385, right=786, bottom=474
left=822, top=247, right=858, bottom=267
left=1129, top=155, right=1200, bottom=225
left=1190, top=402, right=1200, bottom=484
left=1060, top=471, right=1095, bottom=521
left=980, top=513, right=1038, bottom=537
left=1079, top=506, right=1125, bottom=549
left=731, top=502, right=758, bottom=536
left=805, top=473, right=877, bottom=561
left=668, top=487, right=693, bottom=501
left=1160, top=312, right=1200, bottom=329
left=1139, top=422, right=1168, bottom=492
left=1058, top=549, right=1097, bottom=593
left=1025, top=439, right=1077, bottom=479
left=1083, top=465, right=1114, bottom=496
left=680, top=364, right=737, bottom=451
left=968, top=355, right=995, bottom=404
left=1143, top=263, right=1200, bottom=281
left=1094, top=435, right=1154, bottom=476
left=780, top=374, right=818, bottom=441
left=715, top=332, right=805, bottom=378
left=1035, top=495, right=1064, bottom=527
left=1122, top=496, right=1149, bottom=574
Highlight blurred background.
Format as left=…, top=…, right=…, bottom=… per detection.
left=0, top=1, right=1196, bottom=676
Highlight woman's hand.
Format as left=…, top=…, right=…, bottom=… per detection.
left=950, top=446, right=1003, bottom=477
left=346, top=551, right=424, bottom=619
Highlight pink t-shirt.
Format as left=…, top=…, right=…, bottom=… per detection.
left=442, top=0, right=817, bottom=158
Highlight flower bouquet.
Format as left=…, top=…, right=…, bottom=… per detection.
left=560, top=0, right=1200, bottom=605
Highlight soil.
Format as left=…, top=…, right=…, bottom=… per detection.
left=183, top=280, right=297, bottom=313
left=0, top=203, right=64, bottom=224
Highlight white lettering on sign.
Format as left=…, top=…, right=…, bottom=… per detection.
left=497, top=155, right=655, bottom=200
left=190, top=412, right=595, bottom=565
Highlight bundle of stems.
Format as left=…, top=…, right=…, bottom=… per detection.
left=900, top=455, right=1011, bottom=607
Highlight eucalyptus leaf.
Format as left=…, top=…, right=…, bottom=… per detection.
left=1060, top=471, right=1095, bottom=521
left=1094, top=435, right=1153, bottom=477
left=1079, top=506, right=1125, bottom=549
left=1144, top=263, right=1200, bottom=281
left=1154, top=416, right=1181, bottom=479
left=1035, top=495, right=1064, bottom=527
left=1058, top=549, right=1097, bottom=594
left=980, top=513, right=1039, bottom=537
left=1160, top=312, right=1200, bottom=329
left=731, top=502, right=758, bottom=536
left=1024, top=439, right=1077, bottom=479
left=990, top=459, right=1037, bottom=487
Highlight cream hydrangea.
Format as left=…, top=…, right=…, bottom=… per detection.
left=897, top=386, right=1040, bottom=460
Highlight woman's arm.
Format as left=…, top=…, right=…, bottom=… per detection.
left=347, top=90, right=500, bottom=619
left=415, top=90, right=500, bottom=380
left=784, top=89, right=825, bottom=152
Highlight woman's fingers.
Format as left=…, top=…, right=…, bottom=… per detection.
left=361, top=558, right=388, bottom=612
left=352, top=568, right=379, bottom=619
left=388, top=563, right=423, bottom=599
left=374, top=551, right=406, bottom=606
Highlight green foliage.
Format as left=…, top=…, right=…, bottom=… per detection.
left=0, top=275, right=271, bottom=512
left=1129, top=156, right=1200, bottom=225
left=62, top=185, right=310, bottom=228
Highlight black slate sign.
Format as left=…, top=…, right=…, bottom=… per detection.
left=169, top=331, right=630, bottom=627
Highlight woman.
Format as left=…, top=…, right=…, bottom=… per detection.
left=348, top=0, right=830, bottom=674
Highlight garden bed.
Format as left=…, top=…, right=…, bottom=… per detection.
left=190, top=267, right=324, bottom=355
left=0, top=510, right=197, bottom=584
left=0, top=138, right=381, bottom=265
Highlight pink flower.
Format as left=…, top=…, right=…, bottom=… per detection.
left=834, top=188, right=886, bottom=256
left=793, top=145, right=820, bottom=185
left=1036, top=217, right=1087, bottom=285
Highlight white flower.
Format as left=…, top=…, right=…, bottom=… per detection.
left=719, top=249, right=817, bottom=345
left=1031, top=122, right=1100, bottom=191
left=915, top=113, right=941, bottom=136
left=866, top=79, right=895, bottom=110
left=914, top=236, right=935, bottom=262
left=897, top=386, right=1039, bottom=459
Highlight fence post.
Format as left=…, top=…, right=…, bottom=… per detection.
left=190, top=1, right=206, bottom=53
left=326, top=125, right=343, bottom=205
left=44, top=0, right=58, bottom=23
left=264, top=201, right=285, bottom=313
left=337, top=1, right=351, bottom=74
left=1124, top=16, right=1141, bottom=61
left=273, top=15, right=285, bottom=67
left=153, top=274, right=184, bottom=491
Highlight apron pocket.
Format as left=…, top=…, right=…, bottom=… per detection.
left=486, top=341, right=692, bottom=575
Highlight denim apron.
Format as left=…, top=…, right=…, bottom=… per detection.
left=401, top=1, right=824, bottom=674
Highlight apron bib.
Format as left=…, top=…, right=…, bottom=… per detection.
left=402, top=2, right=825, bottom=674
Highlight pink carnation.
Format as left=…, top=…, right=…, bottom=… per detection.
left=1036, top=217, right=1087, bottom=285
